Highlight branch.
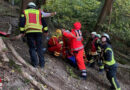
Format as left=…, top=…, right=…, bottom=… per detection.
left=21, top=69, right=47, bottom=90
left=7, top=23, right=12, bottom=35
left=0, top=37, right=9, bottom=62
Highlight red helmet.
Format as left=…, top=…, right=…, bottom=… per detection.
left=73, top=22, right=81, bottom=30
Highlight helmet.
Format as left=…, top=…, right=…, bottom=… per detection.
left=73, top=22, right=81, bottom=30
left=56, top=29, right=62, bottom=37
left=102, top=33, right=110, bottom=40
left=91, top=32, right=97, bottom=35
left=96, top=34, right=101, bottom=38
left=28, top=2, right=36, bottom=7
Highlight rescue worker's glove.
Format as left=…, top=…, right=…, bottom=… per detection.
left=44, top=32, right=48, bottom=37
left=51, top=12, right=57, bottom=16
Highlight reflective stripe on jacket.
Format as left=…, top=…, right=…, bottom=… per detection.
left=104, top=47, right=116, bottom=66
left=63, top=29, right=84, bottom=51
left=24, top=9, right=43, bottom=33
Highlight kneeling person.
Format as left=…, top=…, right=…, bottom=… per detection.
left=48, top=29, right=62, bottom=57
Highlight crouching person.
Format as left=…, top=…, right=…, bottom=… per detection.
left=48, top=29, right=62, bottom=57
left=62, top=22, right=87, bottom=79
left=101, top=33, right=121, bottom=90
left=62, top=36, right=77, bottom=67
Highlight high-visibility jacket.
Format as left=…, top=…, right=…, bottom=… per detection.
left=48, top=36, right=63, bottom=46
left=63, top=29, right=84, bottom=51
left=48, top=36, right=62, bottom=55
left=102, top=43, right=116, bottom=67
left=48, top=36, right=59, bottom=46
left=20, top=9, right=48, bottom=34
left=63, top=22, right=84, bottom=51
left=23, top=9, right=43, bottom=33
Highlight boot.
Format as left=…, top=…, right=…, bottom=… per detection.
left=81, top=70, right=87, bottom=80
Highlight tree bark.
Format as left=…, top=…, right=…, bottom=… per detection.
left=94, top=0, right=114, bottom=31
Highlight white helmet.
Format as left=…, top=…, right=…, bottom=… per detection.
left=28, top=2, right=36, bottom=7
left=102, top=33, right=110, bottom=40
left=96, top=34, right=101, bottom=38
left=91, top=32, right=97, bottom=35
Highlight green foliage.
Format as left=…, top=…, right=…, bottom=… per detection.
left=42, top=0, right=102, bottom=31
left=42, top=0, right=129, bottom=45
left=101, top=0, right=130, bottom=44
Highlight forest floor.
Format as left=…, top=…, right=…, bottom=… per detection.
left=0, top=1, right=130, bottom=90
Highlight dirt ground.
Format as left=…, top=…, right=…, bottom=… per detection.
left=0, top=1, right=130, bottom=90
left=2, top=38, right=129, bottom=90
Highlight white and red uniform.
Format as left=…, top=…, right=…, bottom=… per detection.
left=63, top=22, right=86, bottom=70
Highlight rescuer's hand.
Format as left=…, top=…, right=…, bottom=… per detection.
left=51, top=12, right=56, bottom=16
left=44, top=32, right=48, bottom=36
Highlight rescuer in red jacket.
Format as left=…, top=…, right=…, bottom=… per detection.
left=62, top=22, right=87, bottom=79
left=87, top=32, right=100, bottom=67
left=48, top=29, right=62, bottom=57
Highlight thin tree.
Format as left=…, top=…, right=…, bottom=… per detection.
left=94, top=0, right=115, bottom=31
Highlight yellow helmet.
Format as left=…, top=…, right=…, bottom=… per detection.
left=56, top=29, right=62, bottom=37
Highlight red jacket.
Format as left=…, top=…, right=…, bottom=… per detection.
left=91, top=37, right=98, bottom=52
left=63, top=22, right=84, bottom=51
left=48, top=36, right=62, bottom=53
left=48, top=36, right=59, bottom=46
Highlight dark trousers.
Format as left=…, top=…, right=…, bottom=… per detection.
left=106, top=65, right=120, bottom=90
left=26, top=33, right=44, bottom=67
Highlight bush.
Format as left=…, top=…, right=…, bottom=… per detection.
left=42, top=0, right=102, bottom=31
left=100, top=0, right=130, bottom=44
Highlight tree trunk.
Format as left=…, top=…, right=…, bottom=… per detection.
left=94, top=0, right=114, bottom=31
